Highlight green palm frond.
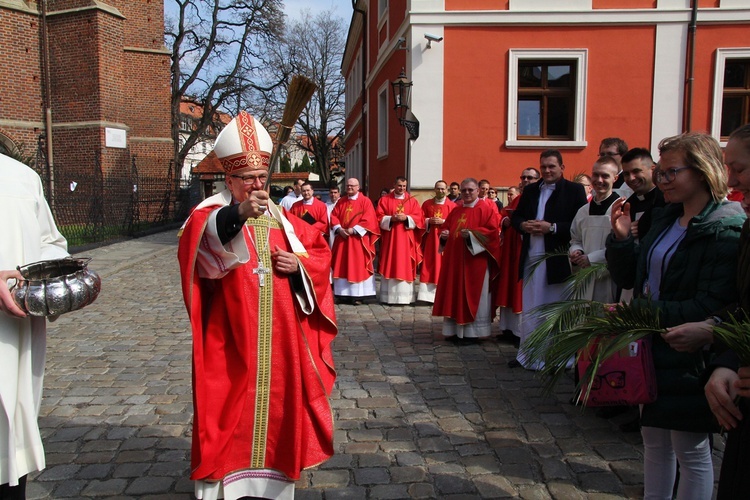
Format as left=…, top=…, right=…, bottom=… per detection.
left=523, top=248, right=570, bottom=287
left=527, top=301, right=663, bottom=405
left=522, top=299, right=602, bottom=367
left=521, top=248, right=664, bottom=405
left=713, top=315, right=750, bottom=366
left=524, top=249, right=609, bottom=301
left=563, top=262, right=609, bottom=300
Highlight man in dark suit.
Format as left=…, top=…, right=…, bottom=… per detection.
left=509, top=149, right=588, bottom=369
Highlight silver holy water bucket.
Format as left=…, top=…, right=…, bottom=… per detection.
left=10, top=257, right=102, bottom=316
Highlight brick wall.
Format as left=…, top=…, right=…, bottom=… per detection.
left=0, top=8, right=44, bottom=124
left=1, top=0, right=172, bottom=182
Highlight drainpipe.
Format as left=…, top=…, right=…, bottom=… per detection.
left=684, top=0, right=698, bottom=132
left=40, top=0, right=55, bottom=209
left=352, top=0, right=367, bottom=194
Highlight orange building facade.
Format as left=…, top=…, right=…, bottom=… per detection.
left=342, top=0, right=750, bottom=200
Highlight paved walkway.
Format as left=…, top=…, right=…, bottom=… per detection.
left=29, top=230, right=723, bottom=498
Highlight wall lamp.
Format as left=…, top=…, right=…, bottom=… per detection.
left=391, top=68, right=419, bottom=140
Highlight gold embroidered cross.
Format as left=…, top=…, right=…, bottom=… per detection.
left=453, top=214, right=467, bottom=239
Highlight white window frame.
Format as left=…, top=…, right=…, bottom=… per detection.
left=506, top=49, right=588, bottom=148
left=378, top=0, right=388, bottom=22
left=377, top=0, right=389, bottom=49
left=377, top=84, right=389, bottom=158
left=711, top=47, right=750, bottom=146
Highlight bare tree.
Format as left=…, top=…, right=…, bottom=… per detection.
left=258, top=8, right=346, bottom=186
left=165, top=0, right=286, bottom=178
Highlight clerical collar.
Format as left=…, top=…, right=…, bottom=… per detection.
left=636, top=187, right=657, bottom=202
left=434, top=197, right=446, bottom=204
left=464, top=199, right=479, bottom=207
left=303, top=198, right=314, bottom=205
left=589, top=192, right=620, bottom=215
left=348, top=193, right=359, bottom=200
left=394, top=193, right=405, bottom=199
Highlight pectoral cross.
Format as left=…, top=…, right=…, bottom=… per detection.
left=253, top=265, right=272, bottom=286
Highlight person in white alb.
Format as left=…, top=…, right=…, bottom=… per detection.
left=279, top=178, right=304, bottom=210
left=0, top=153, right=69, bottom=498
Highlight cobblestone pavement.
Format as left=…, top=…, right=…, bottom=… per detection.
left=29, top=231, right=724, bottom=499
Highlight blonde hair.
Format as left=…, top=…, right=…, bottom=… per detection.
left=658, top=132, right=728, bottom=203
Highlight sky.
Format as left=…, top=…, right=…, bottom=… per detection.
left=164, top=0, right=351, bottom=23
left=284, top=0, right=351, bottom=20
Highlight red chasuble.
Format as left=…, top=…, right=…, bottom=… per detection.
left=494, top=195, right=523, bottom=313
left=178, top=203, right=337, bottom=482
left=432, top=201, right=500, bottom=324
left=419, top=198, right=456, bottom=285
left=330, top=195, right=379, bottom=283
left=290, top=198, right=329, bottom=236
left=376, top=193, right=425, bottom=281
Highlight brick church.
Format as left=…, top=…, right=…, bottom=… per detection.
left=0, top=0, right=171, bottom=184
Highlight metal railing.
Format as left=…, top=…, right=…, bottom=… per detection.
left=34, top=139, right=201, bottom=251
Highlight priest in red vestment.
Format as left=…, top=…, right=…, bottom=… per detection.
left=177, top=112, right=336, bottom=500
left=495, top=170, right=539, bottom=338
left=433, top=178, right=500, bottom=340
left=330, top=178, right=380, bottom=304
left=290, top=181, right=329, bottom=238
left=376, top=176, right=425, bottom=304
left=417, top=180, right=455, bottom=303
left=494, top=186, right=524, bottom=331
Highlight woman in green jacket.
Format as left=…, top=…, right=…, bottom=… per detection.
left=606, top=132, right=746, bottom=500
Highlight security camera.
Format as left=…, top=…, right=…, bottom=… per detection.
left=424, top=33, right=443, bottom=49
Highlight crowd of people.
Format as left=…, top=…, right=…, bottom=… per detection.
left=3, top=110, right=750, bottom=499
left=278, top=129, right=750, bottom=499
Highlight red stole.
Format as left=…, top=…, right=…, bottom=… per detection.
left=494, top=195, right=523, bottom=312
left=178, top=205, right=337, bottom=481
left=432, top=202, right=500, bottom=324
left=330, top=195, right=379, bottom=283
left=420, top=198, right=456, bottom=285
left=376, top=192, right=425, bottom=281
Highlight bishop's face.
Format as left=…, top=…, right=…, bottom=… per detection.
left=226, top=168, right=268, bottom=203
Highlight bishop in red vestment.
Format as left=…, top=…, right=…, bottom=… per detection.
left=375, top=176, right=425, bottom=304
left=417, top=180, right=455, bottom=303
left=290, top=182, right=329, bottom=238
left=330, top=178, right=380, bottom=302
left=177, top=112, right=336, bottom=500
left=433, top=178, right=500, bottom=339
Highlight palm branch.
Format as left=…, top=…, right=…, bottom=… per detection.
left=713, top=314, right=750, bottom=365
left=523, top=249, right=569, bottom=288
left=521, top=250, right=663, bottom=405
